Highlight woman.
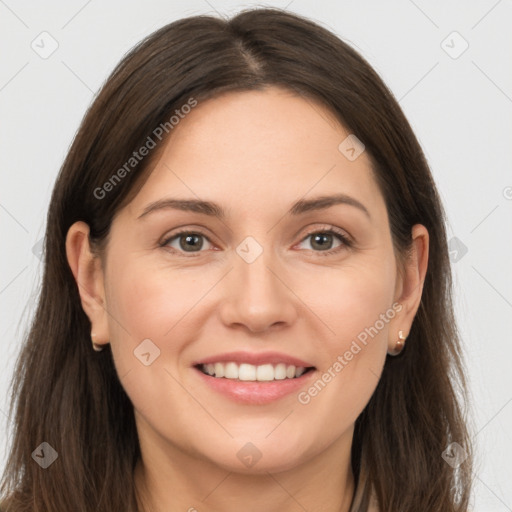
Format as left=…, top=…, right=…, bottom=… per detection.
left=0, top=7, right=474, bottom=511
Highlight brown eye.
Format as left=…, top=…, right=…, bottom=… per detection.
left=162, top=230, right=213, bottom=254
left=309, top=232, right=336, bottom=251
left=296, top=228, right=352, bottom=256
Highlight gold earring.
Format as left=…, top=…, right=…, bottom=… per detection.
left=91, top=332, right=105, bottom=352
left=388, top=330, right=406, bottom=356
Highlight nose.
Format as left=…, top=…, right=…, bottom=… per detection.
left=218, top=245, right=298, bottom=334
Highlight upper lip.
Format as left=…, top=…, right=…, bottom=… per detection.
left=193, top=351, right=315, bottom=368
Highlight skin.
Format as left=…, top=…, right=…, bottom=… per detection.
left=66, top=86, right=428, bottom=512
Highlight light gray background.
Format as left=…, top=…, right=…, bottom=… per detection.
left=1, top=0, right=511, bottom=509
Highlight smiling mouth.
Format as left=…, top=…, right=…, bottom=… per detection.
left=196, top=362, right=316, bottom=381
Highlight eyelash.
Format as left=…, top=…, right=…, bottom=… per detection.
left=160, top=225, right=353, bottom=258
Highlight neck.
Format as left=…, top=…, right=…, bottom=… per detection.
left=134, top=424, right=356, bottom=512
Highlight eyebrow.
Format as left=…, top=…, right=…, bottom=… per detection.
left=137, top=193, right=371, bottom=221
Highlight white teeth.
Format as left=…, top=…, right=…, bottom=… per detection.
left=274, top=363, right=287, bottom=380
left=200, top=362, right=308, bottom=381
left=224, top=362, right=239, bottom=379
left=214, top=362, right=224, bottom=378
left=256, top=364, right=274, bottom=381
left=295, top=367, right=306, bottom=377
left=239, top=363, right=256, bottom=381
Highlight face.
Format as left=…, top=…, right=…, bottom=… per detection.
left=78, top=86, right=415, bottom=474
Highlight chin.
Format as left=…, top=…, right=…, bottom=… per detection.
left=202, top=436, right=313, bottom=475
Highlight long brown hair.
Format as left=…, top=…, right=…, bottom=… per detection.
left=1, top=7, right=474, bottom=511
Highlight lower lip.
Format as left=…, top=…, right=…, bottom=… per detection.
left=193, top=367, right=317, bottom=405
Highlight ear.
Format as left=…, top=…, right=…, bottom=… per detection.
left=65, top=221, right=110, bottom=349
left=389, top=224, right=429, bottom=353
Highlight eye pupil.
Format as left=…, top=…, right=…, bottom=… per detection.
left=311, top=233, right=333, bottom=250
left=180, top=233, right=203, bottom=251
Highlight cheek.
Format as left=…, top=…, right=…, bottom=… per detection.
left=102, top=254, right=194, bottom=394
left=309, top=255, right=396, bottom=348
left=297, top=259, right=395, bottom=422
left=103, top=256, right=201, bottom=429
left=106, top=254, right=198, bottom=345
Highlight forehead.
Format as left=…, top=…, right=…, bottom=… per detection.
left=124, top=87, right=385, bottom=222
